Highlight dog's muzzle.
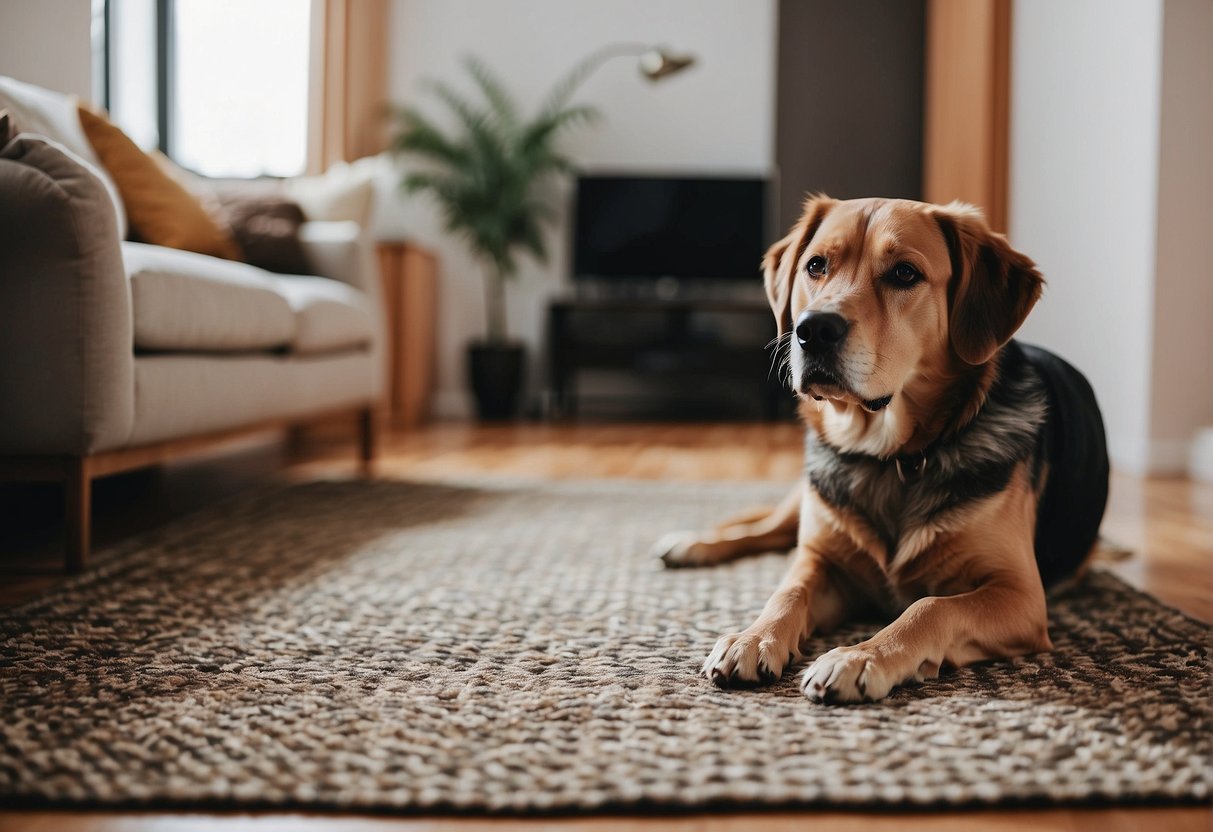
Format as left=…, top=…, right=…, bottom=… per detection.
left=793, top=310, right=893, bottom=411
left=795, top=310, right=854, bottom=400
left=795, top=310, right=849, bottom=357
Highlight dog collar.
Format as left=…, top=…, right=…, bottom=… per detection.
left=893, top=451, right=928, bottom=483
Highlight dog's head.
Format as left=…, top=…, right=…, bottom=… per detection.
left=765, top=196, right=1043, bottom=449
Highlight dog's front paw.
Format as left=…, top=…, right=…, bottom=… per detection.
left=703, top=630, right=796, bottom=688
left=800, top=645, right=894, bottom=704
left=651, top=531, right=712, bottom=568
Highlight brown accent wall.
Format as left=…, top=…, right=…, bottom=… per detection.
left=774, top=0, right=925, bottom=233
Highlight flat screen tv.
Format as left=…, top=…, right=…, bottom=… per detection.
left=572, top=174, right=768, bottom=281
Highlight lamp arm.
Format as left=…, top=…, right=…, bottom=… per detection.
left=543, top=42, right=694, bottom=112
left=579, top=42, right=653, bottom=72
left=542, top=43, right=653, bottom=111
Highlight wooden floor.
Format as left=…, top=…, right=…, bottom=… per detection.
left=1, top=421, right=1210, bottom=832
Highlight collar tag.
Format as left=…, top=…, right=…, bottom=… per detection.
left=895, top=452, right=928, bottom=483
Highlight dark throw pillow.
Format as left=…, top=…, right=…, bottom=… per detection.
left=0, top=109, right=16, bottom=146
left=211, top=187, right=312, bottom=275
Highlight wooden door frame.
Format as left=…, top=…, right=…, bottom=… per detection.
left=923, top=0, right=1012, bottom=231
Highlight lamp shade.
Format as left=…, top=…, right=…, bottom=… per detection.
left=639, top=49, right=696, bottom=81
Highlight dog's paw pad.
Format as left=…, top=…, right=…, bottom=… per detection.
left=703, top=632, right=791, bottom=687
left=651, top=532, right=706, bottom=568
left=800, top=646, right=891, bottom=704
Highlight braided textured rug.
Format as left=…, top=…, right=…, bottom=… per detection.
left=0, top=479, right=1208, bottom=813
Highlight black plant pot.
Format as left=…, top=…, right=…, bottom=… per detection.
left=468, top=342, right=526, bottom=420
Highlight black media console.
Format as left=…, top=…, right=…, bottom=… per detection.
left=546, top=295, right=791, bottom=420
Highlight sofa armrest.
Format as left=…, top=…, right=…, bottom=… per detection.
left=298, top=220, right=386, bottom=399
left=0, top=135, right=134, bottom=455
left=299, top=221, right=376, bottom=296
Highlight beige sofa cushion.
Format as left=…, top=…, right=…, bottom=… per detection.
left=124, top=243, right=296, bottom=352
left=124, top=243, right=375, bottom=357
left=272, top=275, right=375, bottom=355
left=128, top=352, right=375, bottom=447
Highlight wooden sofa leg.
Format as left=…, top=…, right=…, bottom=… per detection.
left=285, top=425, right=308, bottom=459
left=357, top=406, right=377, bottom=471
left=64, top=457, right=92, bottom=573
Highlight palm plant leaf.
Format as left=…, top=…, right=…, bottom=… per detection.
left=392, top=108, right=469, bottom=167
left=427, top=82, right=509, bottom=180
left=463, top=55, right=520, bottom=132
left=525, top=104, right=600, bottom=141
left=521, top=104, right=598, bottom=163
left=392, top=54, right=598, bottom=341
left=538, top=50, right=608, bottom=116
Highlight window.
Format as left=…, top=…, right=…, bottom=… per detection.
left=102, top=0, right=311, bottom=178
left=105, top=0, right=159, bottom=150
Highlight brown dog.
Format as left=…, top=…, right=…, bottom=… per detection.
left=654, top=196, right=1109, bottom=703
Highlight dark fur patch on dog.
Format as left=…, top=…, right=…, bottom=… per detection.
left=803, top=340, right=1105, bottom=586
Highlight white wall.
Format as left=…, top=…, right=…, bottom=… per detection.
left=1147, top=0, right=1213, bottom=471
left=383, top=0, right=777, bottom=415
left=0, top=0, right=93, bottom=99
left=1011, top=0, right=1213, bottom=475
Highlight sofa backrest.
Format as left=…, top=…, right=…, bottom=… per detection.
left=0, top=75, right=128, bottom=239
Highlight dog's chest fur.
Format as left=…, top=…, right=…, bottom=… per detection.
left=804, top=348, right=1047, bottom=581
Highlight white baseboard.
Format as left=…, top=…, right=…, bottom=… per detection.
left=1145, top=438, right=1193, bottom=476
left=1107, top=435, right=1150, bottom=477
left=1189, top=427, right=1213, bottom=484
left=431, top=389, right=472, bottom=420
left=1092, top=435, right=1209, bottom=478
left=430, top=387, right=549, bottom=420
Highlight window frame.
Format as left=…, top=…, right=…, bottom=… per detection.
left=101, top=0, right=309, bottom=177
left=99, top=0, right=173, bottom=155
left=154, top=0, right=173, bottom=157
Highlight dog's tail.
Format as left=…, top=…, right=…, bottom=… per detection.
left=1045, top=536, right=1132, bottom=598
left=1091, top=536, right=1133, bottom=562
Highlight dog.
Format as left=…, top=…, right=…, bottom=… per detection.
left=653, top=196, right=1109, bottom=704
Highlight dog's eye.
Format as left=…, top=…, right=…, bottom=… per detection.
left=886, top=262, right=922, bottom=287
left=806, top=256, right=827, bottom=278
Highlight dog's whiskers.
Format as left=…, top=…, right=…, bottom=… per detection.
left=767, top=332, right=795, bottom=388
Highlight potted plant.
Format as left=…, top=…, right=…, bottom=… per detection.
left=392, top=57, right=597, bottom=420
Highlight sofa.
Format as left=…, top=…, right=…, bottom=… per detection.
left=0, top=78, right=384, bottom=571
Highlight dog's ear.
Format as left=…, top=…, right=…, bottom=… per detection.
left=933, top=201, right=1044, bottom=366
left=764, top=195, right=835, bottom=338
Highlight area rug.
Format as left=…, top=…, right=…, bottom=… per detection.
left=0, top=479, right=1208, bottom=813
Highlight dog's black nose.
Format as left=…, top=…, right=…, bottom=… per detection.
left=795, top=311, right=850, bottom=354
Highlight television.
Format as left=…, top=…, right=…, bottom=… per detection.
left=572, top=174, right=769, bottom=282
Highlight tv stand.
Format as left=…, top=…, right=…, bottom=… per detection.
left=546, top=295, right=790, bottom=420
left=572, top=277, right=766, bottom=303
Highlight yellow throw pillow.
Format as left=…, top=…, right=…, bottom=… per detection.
left=76, top=106, right=241, bottom=260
